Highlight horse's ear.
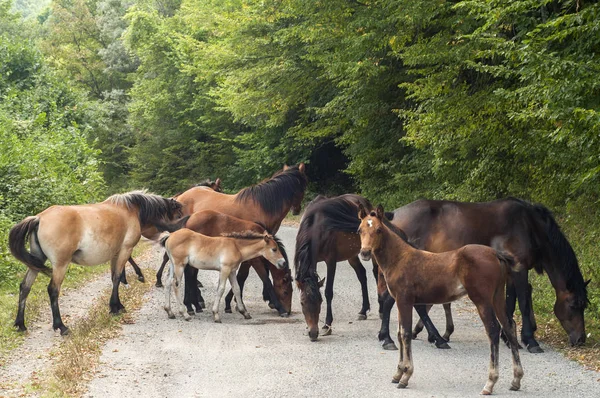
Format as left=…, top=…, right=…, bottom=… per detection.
left=358, top=203, right=367, bottom=220
left=214, top=178, right=221, bottom=190
left=318, top=277, right=326, bottom=288
left=376, top=204, right=385, bottom=219
left=283, top=164, right=289, bottom=170
left=585, top=279, right=591, bottom=287
left=299, top=162, right=306, bottom=173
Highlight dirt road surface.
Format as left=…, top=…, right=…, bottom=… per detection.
left=85, top=226, right=599, bottom=397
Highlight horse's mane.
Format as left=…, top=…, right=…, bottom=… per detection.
left=171, top=179, right=221, bottom=199
left=295, top=194, right=372, bottom=282
left=302, top=273, right=322, bottom=302
left=235, top=165, right=308, bottom=217
left=105, top=190, right=181, bottom=225
left=507, top=197, right=588, bottom=308
left=222, top=230, right=267, bottom=240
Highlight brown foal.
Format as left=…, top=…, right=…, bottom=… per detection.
left=358, top=204, right=523, bottom=395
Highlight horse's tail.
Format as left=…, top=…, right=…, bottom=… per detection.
left=496, top=251, right=519, bottom=275
left=153, top=215, right=190, bottom=233
left=8, top=216, right=52, bottom=277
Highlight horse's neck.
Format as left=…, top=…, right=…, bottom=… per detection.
left=235, top=239, right=266, bottom=262
left=375, top=226, right=414, bottom=272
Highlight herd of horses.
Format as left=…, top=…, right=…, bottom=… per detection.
left=8, top=162, right=591, bottom=394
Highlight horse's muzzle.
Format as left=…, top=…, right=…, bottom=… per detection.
left=570, top=333, right=586, bottom=347
left=359, top=250, right=371, bottom=262
left=309, top=329, right=319, bottom=342
left=276, top=259, right=287, bottom=269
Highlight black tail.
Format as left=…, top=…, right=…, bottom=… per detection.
left=8, top=216, right=52, bottom=276
left=154, top=215, right=190, bottom=233
left=496, top=251, right=517, bottom=273
left=159, top=235, right=170, bottom=247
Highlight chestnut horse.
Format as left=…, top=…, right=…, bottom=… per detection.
left=174, top=164, right=307, bottom=313
left=9, top=191, right=182, bottom=335
left=161, top=230, right=287, bottom=322
left=378, top=198, right=589, bottom=353
left=153, top=210, right=292, bottom=316
left=120, top=179, right=223, bottom=285
left=358, top=204, right=523, bottom=395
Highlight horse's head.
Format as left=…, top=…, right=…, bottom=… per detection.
left=296, top=276, right=325, bottom=341
left=554, top=280, right=590, bottom=346
left=166, top=198, right=184, bottom=220
left=283, top=163, right=306, bottom=215
left=197, top=178, right=222, bottom=193
left=260, top=234, right=288, bottom=270
left=271, top=266, right=293, bottom=315
left=357, top=203, right=385, bottom=262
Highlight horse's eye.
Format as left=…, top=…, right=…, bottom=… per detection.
left=272, top=248, right=277, bottom=252
left=376, top=228, right=382, bottom=234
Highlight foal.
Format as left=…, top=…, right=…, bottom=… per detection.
left=358, top=204, right=523, bottom=395
left=161, top=229, right=287, bottom=322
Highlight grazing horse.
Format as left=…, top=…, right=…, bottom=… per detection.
left=378, top=198, right=589, bottom=353
left=120, top=179, right=223, bottom=285
left=358, top=204, right=524, bottom=395
left=161, top=229, right=287, bottom=322
left=153, top=210, right=292, bottom=316
left=174, top=164, right=307, bottom=313
left=295, top=194, right=449, bottom=347
left=9, top=191, right=182, bottom=335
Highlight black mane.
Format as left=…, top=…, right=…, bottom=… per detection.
left=221, top=231, right=266, bottom=240
left=235, top=165, right=308, bottom=216
left=106, top=190, right=182, bottom=226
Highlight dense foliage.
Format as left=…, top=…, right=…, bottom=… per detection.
left=1, top=0, right=599, bottom=334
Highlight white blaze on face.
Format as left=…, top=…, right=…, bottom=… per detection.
left=367, top=219, right=373, bottom=228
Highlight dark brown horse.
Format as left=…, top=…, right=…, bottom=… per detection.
left=153, top=210, right=292, bottom=316
left=378, top=198, right=589, bottom=353
left=9, top=191, right=182, bottom=335
left=359, top=204, right=524, bottom=394
left=173, top=164, right=307, bottom=313
left=120, top=179, right=223, bottom=285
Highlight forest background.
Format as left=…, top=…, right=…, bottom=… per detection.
left=1, top=0, right=599, bottom=351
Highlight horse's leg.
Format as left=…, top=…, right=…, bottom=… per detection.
left=475, top=304, right=501, bottom=395
left=378, top=289, right=398, bottom=350
left=109, top=250, right=131, bottom=314
left=48, top=261, right=70, bottom=335
left=442, top=303, right=454, bottom=341
left=155, top=252, right=169, bottom=288
left=228, top=271, right=251, bottom=320
left=14, top=269, right=40, bottom=332
left=163, top=259, right=176, bottom=319
left=413, top=305, right=450, bottom=349
left=225, top=263, right=250, bottom=313
left=172, top=261, right=190, bottom=321
left=392, top=303, right=414, bottom=388
left=411, top=304, right=431, bottom=339
left=322, top=259, right=337, bottom=336
left=262, top=263, right=272, bottom=304
left=128, top=256, right=145, bottom=283
left=348, top=256, right=370, bottom=320
left=183, top=266, right=203, bottom=314
left=119, top=267, right=129, bottom=286
left=502, top=276, right=523, bottom=348
left=493, top=287, right=524, bottom=392
left=212, top=267, right=229, bottom=323
left=513, top=269, right=543, bottom=353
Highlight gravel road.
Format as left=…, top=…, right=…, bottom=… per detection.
left=85, top=226, right=599, bottom=397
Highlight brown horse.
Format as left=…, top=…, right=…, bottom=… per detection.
left=161, top=229, right=287, bottom=322
left=378, top=198, right=590, bottom=353
left=9, top=191, right=182, bottom=335
left=121, top=179, right=223, bottom=285
left=173, top=164, right=307, bottom=313
left=358, top=204, right=524, bottom=395
left=294, top=194, right=448, bottom=347
left=153, top=210, right=292, bottom=316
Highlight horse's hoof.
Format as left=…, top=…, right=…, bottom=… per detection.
left=527, top=344, right=544, bottom=354
left=155, top=282, right=163, bottom=288
left=197, top=281, right=203, bottom=288
left=200, top=301, right=206, bottom=309
left=187, top=310, right=195, bottom=316
left=243, top=313, right=252, bottom=320
left=138, top=276, right=146, bottom=283
left=225, top=308, right=232, bottom=313
left=397, top=382, right=408, bottom=389
left=382, top=341, right=398, bottom=351
left=268, top=302, right=276, bottom=309
left=411, top=332, right=419, bottom=340
left=322, top=325, right=332, bottom=336
left=168, top=314, right=176, bottom=319
left=436, top=341, right=451, bottom=349
left=481, top=389, right=492, bottom=395
left=59, top=327, right=70, bottom=336
left=195, top=306, right=203, bottom=313
left=391, top=377, right=400, bottom=384
left=357, top=313, right=367, bottom=321
left=14, top=323, right=27, bottom=333
left=214, top=319, right=222, bottom=323
left=509, top=383, right=520, bottom=391
left=427, top=334, right=436, bottom=343
left=279, top=312, right=289, bottom=318
left=184, top=316, right=191, bottom=322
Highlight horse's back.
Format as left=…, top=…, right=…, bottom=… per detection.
left=187, top=210, right=262, bottom=236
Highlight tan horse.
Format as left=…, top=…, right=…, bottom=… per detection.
left=9, top=191, right=182, bottom=335
left=161, top=229, right=287, bottom=322
left=357, top=204, right=523, bottom=395
left=173, top=164, right=307, bottom=313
